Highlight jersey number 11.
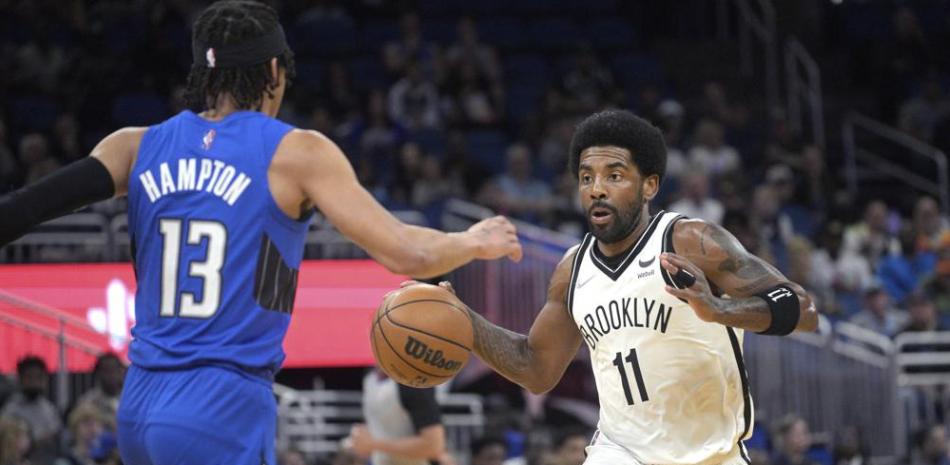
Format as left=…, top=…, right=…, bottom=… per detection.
left=613, top=348, right=649, bottom=405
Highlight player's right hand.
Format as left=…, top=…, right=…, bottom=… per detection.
left=467, top=215, right=523, bottom=262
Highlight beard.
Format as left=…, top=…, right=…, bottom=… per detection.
left=586, top=187, right=645, bottom=245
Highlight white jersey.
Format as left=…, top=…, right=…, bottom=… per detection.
left=568, top=211, right=753, bottom=465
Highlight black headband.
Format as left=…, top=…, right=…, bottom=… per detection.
left=192, top=25, right=290, bottom=69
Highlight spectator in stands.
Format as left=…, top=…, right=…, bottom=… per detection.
left=18, top=133, right=60, bottom=185
left=849, top=286, right=908, bottom=338
left=75, top=353, right=125, bottom=424
left=388, top=61, right=442, bottom=130
left=912, top=197, right=949, bottom=250
left=698, top=81, right=737, bottom=126
left=471, top=437, right=508, bottom=465
left=350, top=369, right=450, bottom=465
left=560, top=46, right=619, bottom=113
left=344, top=89, right=408, bottom=162
left=389, top=142, right=424, bottom=206
left=669, top=172, right=724, bottom=224
left=478, top=144, right=554, bottom=225
left=771, top=414, right=818, bottom=465
left=687, top=119, right=740, bottom=178
left=922, top=231, right=950, bottom=314
left=552, top=428, right=589, bottom=465
left=795, top=146, right=834, bottom=221
left=325, top=62, right=360, bottom=122
left=0, top=417, right=31, bottom=465
left=911, top=424, right=950, bottom=465
left=383, top=13, right=439, bottom=79
left=840, top=200, right=901, bottom=272
left=443, top=60, right=501, bottom=127
left=898, top=293, right=940, bottom=335
left=278, top=447, right=309, bottom=465
left=832, top=425, right=868, bottom=465
left=412, top=156, right=461, bottom=209
left=656, top=99, right=688, bottom=182
left=880, top=7, right=933, bottom=119
left=537, top=117, right=576, bottom=178
left=749, top=184, right=796, bottom=273
left=877, top=230, right=937, bottom=304
left=52, top=114, right=82, bottom=163
left=445, top=18, right=501, bottom=82
left=767, top=164, right=815, bottom=239
left=898, top=77, right=950, bottom=144
left=0, top=120, right=19, bottom=192
left=55, top=403, right=116, bottom=465
left=1, top=356, right=62, bottom=448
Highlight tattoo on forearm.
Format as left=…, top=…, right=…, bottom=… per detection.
left=468, top=309, right=532, bottom=381
left=705, top=223, right=783, bottom=294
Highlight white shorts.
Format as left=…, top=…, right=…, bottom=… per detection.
left=583, top=430, right=752, bottom=465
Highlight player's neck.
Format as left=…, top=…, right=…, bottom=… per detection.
left=201, top=94, right=280, bottom=120
left=595, top=210, right=652, bottom=258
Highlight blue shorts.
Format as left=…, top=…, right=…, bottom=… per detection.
left=117, top=365, right=276, bottom=465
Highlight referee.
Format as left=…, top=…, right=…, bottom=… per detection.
left=349, top=369, right=453, bottom=465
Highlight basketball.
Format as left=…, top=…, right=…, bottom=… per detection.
left=371, top=283, right=473, bottom=388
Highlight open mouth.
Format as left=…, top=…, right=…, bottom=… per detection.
left=589, top=207, right=613, bottom=225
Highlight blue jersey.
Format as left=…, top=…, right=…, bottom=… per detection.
left=127, top=110, right=310, bottom=377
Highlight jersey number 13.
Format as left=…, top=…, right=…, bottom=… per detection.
left=158, top=219, right=226, bottom=318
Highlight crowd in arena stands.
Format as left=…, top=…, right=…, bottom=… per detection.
left=0, top=355, right=124, bottom=465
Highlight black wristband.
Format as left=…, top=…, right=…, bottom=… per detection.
left=755, top=284, right=800, bottom=336
left=0, top=157, right=115, bottom=246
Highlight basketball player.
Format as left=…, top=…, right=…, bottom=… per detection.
left=439, top=110, right=819, bottom=465
left=0, top=2, right=521, bottom=464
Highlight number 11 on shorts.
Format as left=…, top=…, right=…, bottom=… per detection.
left=613, top=348, right=649, bottom=405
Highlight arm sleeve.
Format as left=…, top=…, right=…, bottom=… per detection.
left=0, top=157, right=115, bottom=246
left=396, top=384, right=441, bottom=432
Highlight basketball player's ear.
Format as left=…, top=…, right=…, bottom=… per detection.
left=269, top=57, right=280, bottom=83
left=642, top=174, right=660, bottom=201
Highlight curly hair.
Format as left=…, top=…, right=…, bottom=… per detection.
left=568, top=109, right=667, bottom=183
left=184, top=0, right=296, bottom=111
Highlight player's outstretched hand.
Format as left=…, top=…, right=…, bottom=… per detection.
left=660, top=252, right=719, bottom=323
left=467, top=215, right=523, bottom=263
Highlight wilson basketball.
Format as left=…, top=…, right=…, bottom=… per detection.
left=371, top=283, right=473, bottom=388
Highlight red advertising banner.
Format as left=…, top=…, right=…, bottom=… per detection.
left=0, top=261, right=403, bottom=372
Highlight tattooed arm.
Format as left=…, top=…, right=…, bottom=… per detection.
left=460, top=247, right=583, bottom=394
left=660, top=219, right=818, bottom=333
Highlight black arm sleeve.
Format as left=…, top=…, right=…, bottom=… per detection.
left=396, top=384, right=442, bottom=432
left=0, top=157, right=115, bottom=246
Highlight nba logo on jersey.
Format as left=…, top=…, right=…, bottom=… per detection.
left=202, top=129, right=216, bottom=150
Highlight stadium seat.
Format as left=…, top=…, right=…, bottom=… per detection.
left=423, top=19, right=457, bottom=44
left=611, top=53, right=664, bottom=88
left=477, top=18, right=526, bottom=50
left=504, top=55, right=551, bottom=87
left=348, top=56, right=387, bottom=92
left=465, top=130, right=509, bottom=174
left=587, top=18, right=635, bottom=49
left=292, top=18, right=358, bottom=57
left=527, top=18, right=583, bottom=51
left=10, top=96, right=60, bottom=132
left=112, top=93, right=168, bottom=127
left=360, top=19, right=401, bottom=48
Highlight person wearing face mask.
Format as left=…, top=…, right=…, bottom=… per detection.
left=1, top=356, right=62, bottom=450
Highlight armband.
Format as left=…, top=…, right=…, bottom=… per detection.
left=755, top=284, right=800, bottom=336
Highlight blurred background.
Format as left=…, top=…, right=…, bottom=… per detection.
left=0, top=0, right=949, bottom=464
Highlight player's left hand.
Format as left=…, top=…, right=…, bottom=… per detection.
left=660, top=252, right=720, bottom=323
left=349, top=424, right=374, bottom=458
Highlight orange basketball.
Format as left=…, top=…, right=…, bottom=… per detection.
left=370, top=283, right=473, bottom=388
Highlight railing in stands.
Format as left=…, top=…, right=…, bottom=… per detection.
left=843, top=112, right=950, bottom=213
left=722, top=0, right=780, bottom=114
left=0, top=290, right=104, bottom=411
left=785, top=37, right=825, bottom=149
left=274, top=385, right=484, bottom=465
